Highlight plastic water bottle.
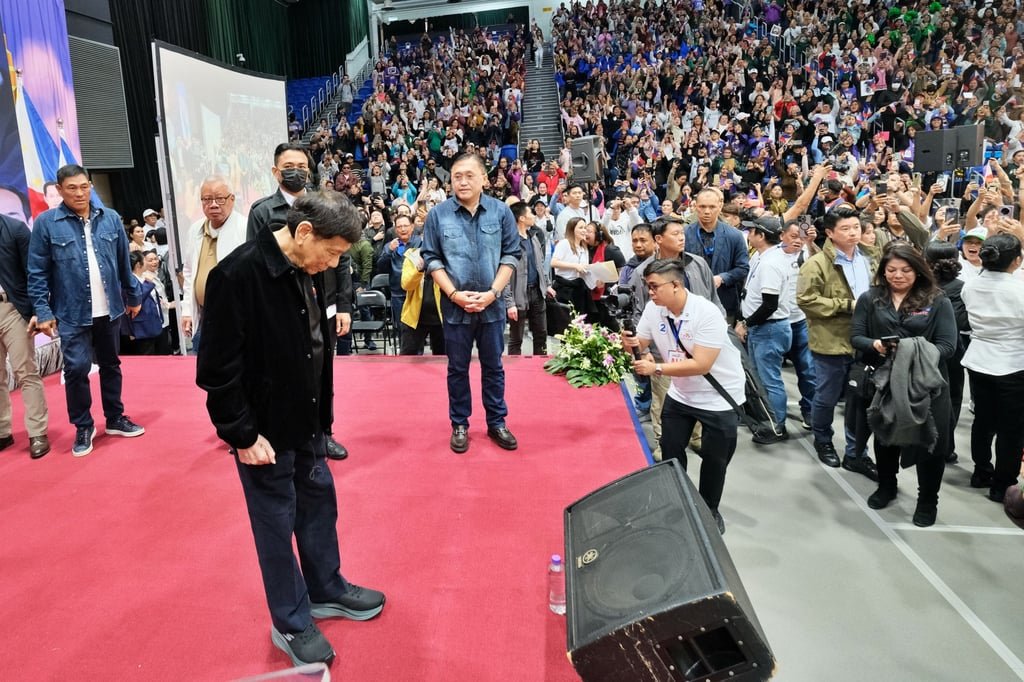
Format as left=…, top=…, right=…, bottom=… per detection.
left=548, top=554, right=566, bottom=615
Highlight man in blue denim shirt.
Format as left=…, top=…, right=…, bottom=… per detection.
left=421, top=153, right=521, bottom=454
left=27, top=165, right=146, bottom=457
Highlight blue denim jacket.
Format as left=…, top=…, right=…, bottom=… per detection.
left=421, top=194, right=520, bottom=325
left=27, top=203, right=144, bottom=327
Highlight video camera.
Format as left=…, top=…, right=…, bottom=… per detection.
left=600, top=285, right=636, bottom=335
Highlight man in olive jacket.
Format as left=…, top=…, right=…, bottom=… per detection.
left=796, top=205, right=879, bottom=481
left=196, top=192, right=384, bottom=668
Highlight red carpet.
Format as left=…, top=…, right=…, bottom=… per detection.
left=0, top=356, right=646, bottom=681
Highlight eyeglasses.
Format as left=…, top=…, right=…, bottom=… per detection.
left=200, top=195, right=233, bottom=206
left=646, top=281, right=676, bottom=293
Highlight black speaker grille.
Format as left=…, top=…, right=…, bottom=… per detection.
left=567, top=464, right=715, bottom=647
left=581, top=527, right=699, bottom=617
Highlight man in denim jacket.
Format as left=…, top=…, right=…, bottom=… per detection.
left=27, top=165, right=146, bottom=457
left=421, top=152, right=521, bottom=454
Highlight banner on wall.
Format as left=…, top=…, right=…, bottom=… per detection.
left=0, top=0, right=87, bottom=222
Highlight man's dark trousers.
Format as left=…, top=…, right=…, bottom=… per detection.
left=444, top=316, right=507, bottom=428
left=234, top=433, right=350, bottom=634
left=60, top=315, right=123, bottom=428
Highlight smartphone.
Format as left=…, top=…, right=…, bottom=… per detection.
left=881, top=335, right=900, bottom=348
left=798, top=214, right=812, bottom=237
left=937, top=174, right=949, bottom=192
left=912, top=172, right=922, bottom=189
left=999, top=205, right=1016, bottom=219
left=874, top=180, right=887, bottom=195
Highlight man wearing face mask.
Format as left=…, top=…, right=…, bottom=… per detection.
left=247, top=143, right=354, bottom=462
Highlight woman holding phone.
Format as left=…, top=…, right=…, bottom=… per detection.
left=850, top=244, right=958, bottom=527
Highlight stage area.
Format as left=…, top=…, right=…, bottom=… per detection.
left=0, top=356, right=643, bottom=681
left=2, top=357, right=1023, bottom=681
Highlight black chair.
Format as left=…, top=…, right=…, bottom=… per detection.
left=370, top=272, right=400, bottom=348
left=350, top=290, right=390, bottom=354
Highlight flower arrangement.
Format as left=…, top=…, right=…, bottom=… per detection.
left=543, top=313, right=634, bottom=388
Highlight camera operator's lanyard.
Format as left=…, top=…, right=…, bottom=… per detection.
left=665, top=316, right=690, bottom=364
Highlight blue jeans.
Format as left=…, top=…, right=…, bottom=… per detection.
left=810, top=352, right=862, bottom=459
left=234, top=433, right=351, bottom=634
left=747, top=319, right=792, bottom=428
left=444, top=317, right=508, bottom=429
left=786, top=319, right=816, bottom=415
left=59, top=315, right=124, bottom=429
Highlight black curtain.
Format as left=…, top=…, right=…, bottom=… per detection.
left=288, top=0, right=350, bottom=79
left=108, top=0, right=208, bottom=223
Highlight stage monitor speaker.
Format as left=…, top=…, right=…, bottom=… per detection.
left=914, top=125, right=984, bottom=173
left=565, top=460, right=775, bottom=682
left=914, top=128, right=955, bottom=173
left=571, top=135, right=604, bottom=184
left=955, top=124, right=985, bottom=168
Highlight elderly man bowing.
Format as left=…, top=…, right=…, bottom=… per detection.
left=196, top=191, right=384, bottom=668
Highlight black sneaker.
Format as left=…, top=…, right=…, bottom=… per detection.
left=270, top=622, right=335, bottom=667
left=711, top=509, right=725, bottom=535
left=814, top=441, right=841, bottom=467
left=753, top=427, right=789, bottom=445
left=842, top=456, right=879, bottom=482
left=310, top=583, right=386, bottom=621
left=970, top=470, right=994, bottom=488
left=105, top=415, right=145, bottom=438
left=799, top=412, right=812, bottom=431
left=72, top=426, right=96, bottom=457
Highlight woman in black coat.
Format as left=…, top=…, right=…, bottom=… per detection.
left=850, top=244, right=959, bottom=527
left=924, top=241, right=970, bottom=464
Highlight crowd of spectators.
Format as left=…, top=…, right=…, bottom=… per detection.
left=301, top=25, right=529, bottom=216
left=529, top=0, right=1024, bottom=527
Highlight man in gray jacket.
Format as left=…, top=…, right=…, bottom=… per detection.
left=504, top=201, right=553, bottom=355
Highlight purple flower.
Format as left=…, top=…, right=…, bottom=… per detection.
left=603, top=354, right=615, bottom=367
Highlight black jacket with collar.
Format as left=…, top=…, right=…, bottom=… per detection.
left=0, top=214, right=34, bottom=319
left=246, top=188, right=353, bottom=315
left=196, top=225, right=333, bottom=451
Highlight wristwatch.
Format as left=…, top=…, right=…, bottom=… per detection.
left=654, top=364, right=663, bottom=377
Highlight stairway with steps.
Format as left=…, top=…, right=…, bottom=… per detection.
left=519, top=48, right=563, bottom=163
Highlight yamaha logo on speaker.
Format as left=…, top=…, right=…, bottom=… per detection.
left=580, top=549, right=599, bottom=567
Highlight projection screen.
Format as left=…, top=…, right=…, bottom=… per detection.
left=152, top=40, right=286, bottom=274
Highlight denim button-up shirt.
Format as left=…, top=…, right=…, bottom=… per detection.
left=421, top=194, right=520, bottom=325
left=28, top=203, right=143, bottom=327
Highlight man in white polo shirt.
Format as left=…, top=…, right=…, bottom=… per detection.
left=736, top=215, right=794, bottom=441
left=623, top=258, right=745, bottom=534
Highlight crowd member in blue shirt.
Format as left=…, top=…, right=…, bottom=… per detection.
left=421, top=153, right=521, bottom=454
left=27, top=164, right=146, bottom=457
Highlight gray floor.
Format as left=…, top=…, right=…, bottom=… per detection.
left=631, top=368, right=1024, bottom=682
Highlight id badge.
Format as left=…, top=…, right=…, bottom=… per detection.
left=668, top=350, right=686, bottom=363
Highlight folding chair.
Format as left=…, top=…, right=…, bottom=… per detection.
left=350, top=290, right=389, bottom=355
left=370, top=273, right=400, bottom=349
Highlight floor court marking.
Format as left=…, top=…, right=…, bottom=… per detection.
left=795, top=435, right=1024, bottom=679
left=887, top=523, right=1024, bottom=535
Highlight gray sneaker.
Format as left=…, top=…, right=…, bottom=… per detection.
left=310, top=584, right=386, bottom=621
left=270, top=622, right=335, bottom=667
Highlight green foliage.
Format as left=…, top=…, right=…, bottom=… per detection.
left=543, top=313, right=633, bottom=388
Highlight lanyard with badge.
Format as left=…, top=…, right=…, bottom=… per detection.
left=664, top=314, right=750, bottom=425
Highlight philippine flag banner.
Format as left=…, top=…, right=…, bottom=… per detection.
left=13, top=74, right=59, bottom=217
